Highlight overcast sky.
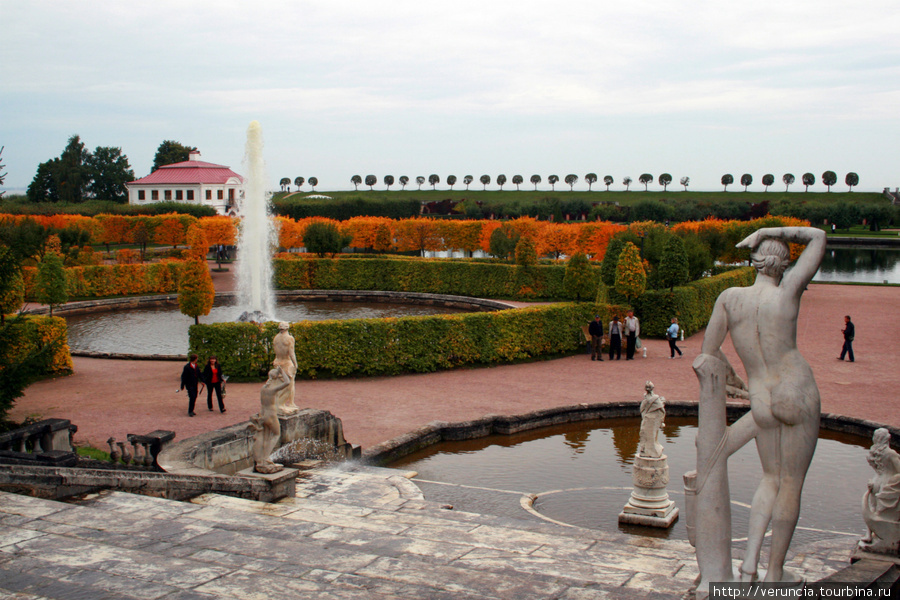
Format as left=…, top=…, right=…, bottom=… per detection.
left=2, top=0, right=899, bottom=194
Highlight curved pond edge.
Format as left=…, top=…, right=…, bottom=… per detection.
left=27, top=290, right=516, bottom=361
left=364, top=400, right=899, bottom=466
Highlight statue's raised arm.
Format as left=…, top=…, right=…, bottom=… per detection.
left=736, top=226, right=826, bottom=295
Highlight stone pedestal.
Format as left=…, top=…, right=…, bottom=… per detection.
left=619, top=454, right=679, bottom=528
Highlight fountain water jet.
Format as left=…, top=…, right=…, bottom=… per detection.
left=236, top=121, right=277, bottom=321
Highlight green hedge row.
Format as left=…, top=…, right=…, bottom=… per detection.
left=273, top=197, right=421, bottom=220
left=630, top=267, right=756, bottom=337
left=189, top=302, right=626, bottom=380
left=274, top=257, right=571, bottom=300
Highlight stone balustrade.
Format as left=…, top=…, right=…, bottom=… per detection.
left=0, top=419, right=78, bottom=466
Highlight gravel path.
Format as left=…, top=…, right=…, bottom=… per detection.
left=12, top=282, right=898, bottom=451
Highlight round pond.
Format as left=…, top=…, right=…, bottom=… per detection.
left=64, top=299, right=469, bottom=356
left=390, top=417, right=870, bottom=544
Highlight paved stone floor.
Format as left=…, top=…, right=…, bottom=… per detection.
left=0, top=466, right=852, bottom=599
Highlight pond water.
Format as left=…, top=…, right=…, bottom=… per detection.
left=390, top=417, right=871, bottom=544
left=64, top=300, right=466, bottom=355
left=814, top=246, right=900, bottom=284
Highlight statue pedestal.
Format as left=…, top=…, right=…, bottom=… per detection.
left=619, top=454, right=679, bottom=528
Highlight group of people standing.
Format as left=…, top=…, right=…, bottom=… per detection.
left=179, top=354, right=227, bottom=416
left=589, top=312, right=684, bottom=361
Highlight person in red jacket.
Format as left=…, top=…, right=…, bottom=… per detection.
left=202, top=355, right=227, bottom=413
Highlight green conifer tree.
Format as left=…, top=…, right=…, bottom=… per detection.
left=657, top=235, right=690, bottom=290
left=36, top=252, right=68, bottom=317
left=563, top=252, right=597, bottom=301
left=600, top=236, right=626, bottom=287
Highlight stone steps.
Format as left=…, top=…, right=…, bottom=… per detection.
left=0, top=465, right=848, bottom=599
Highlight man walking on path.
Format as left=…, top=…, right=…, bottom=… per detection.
left=179, top=354, right=204, bottom=417
left=667, top=317, right=683, bottom=358
left=588, top=315, right=604, bottom=361
left=840, top=315, right=855, bottom=362
left=608, top=316, right=623, bottom=360
left=624, top=310, right=640, bottom=360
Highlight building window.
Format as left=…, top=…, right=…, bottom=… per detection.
left=217, top=190, right=224, bottom=200
left=228, top=189, right=235, bottom=201
left=205, top=190, right=212, bottom=200
left=164, top=190, right=172, bottom=200
left=187, top=190, right=194, bottom=200
left=138, top=190, right=145, bottom=200
left=152, top=190, right=159, bottom=200
left=175, top=190, right=183, bottom=200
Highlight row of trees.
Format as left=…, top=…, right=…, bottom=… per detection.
left=345, top=171, right=861, bottom=193
left=720, top=171, right=859, bottom=193
left=279, top=177, right=319, bottom=192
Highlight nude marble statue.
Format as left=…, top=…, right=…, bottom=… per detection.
left=859, top=428, right=900, bottom=554
left=639, top=381, right=666, bottom=459
left=272, top=321, right=299, bottom=415
left=689, top=226, right=826, bottom=589
left=249, top=365, right=292, bottom=474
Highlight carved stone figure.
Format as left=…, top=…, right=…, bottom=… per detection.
left=639, top=381, right=666, bottom=458
left=272, top=321, right=299, bottom=415
left=250, top=365, right=292, bottom=474
left=859, top=428, right=900, bottom=555
left=619, top=381, right=678, bottom=528
left=685, top=226, right=826, bottom=591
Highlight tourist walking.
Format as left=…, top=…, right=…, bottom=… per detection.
left=179, top=354, right=204, bottom=417
left=608, top=316, right=623, bottom=360
left=588, top=315, right=604, bottom=361
left=839, top=315, right=855, bottom=362
left=624, top=310, right=640, bottom=360
left=667, top=317, right=683, bottom=358
left=202, top=355, right=227, bottom=413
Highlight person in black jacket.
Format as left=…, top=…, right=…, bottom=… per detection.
left=839, top=315, right=855, bottom=362
left=179, top=354, right=204, bottom=417
left=588, top=315, right=604, bottom=361
left=202, top=355, right=226, bottom=413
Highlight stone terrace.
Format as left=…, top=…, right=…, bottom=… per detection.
left=0, top=466, right=850, bottom=600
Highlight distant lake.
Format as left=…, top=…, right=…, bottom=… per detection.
left=814, top=246, right=900, bottom=284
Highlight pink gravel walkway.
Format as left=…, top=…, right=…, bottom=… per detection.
left=11, top=284, right=899, bottom=451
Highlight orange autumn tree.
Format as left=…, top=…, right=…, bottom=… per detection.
left=394, top=218, right=441, bottom=254
left=199, top=216, right=237, bottom=247
left=575, top=221, right=626, bottom=261
left=178, top=258, right=215, bottom=325
left=540, top=223, right=578, bottom=260
left=96, top=215, right=132, bottom=254
left=185, top=223, right=210, bottom=261
left=154, top=215, right=187, bottom=248
left=614, top=241, right=646, bottom=300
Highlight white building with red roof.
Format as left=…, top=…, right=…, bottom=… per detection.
left=126, top=150, right=243, bottom=215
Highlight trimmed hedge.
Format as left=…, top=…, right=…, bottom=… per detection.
left=274, top=257, right=571, bottom=300
left=273, top=197, right=421, bottom=221
left=23, top=262, right=184, bottom=300
left=630, top=267, right=756, bottom=337
left=189, top=302, right=627, bottom=380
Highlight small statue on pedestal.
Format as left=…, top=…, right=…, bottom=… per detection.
left=272, top=321, right=300, bottom=415
left=859, top=428, right=900, bottom=555
left=619, top=381, right=679, bottom=528
left=249, top=365, right=292, bottom=474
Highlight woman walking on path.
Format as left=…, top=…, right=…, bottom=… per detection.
left=667, top=318, right=683, bottom=358
left=202, top=356, right=227, bottom=413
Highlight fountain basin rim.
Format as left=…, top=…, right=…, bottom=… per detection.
left=27, top=290, right=517, bottom=361
left=366, top=400, right=899, bottom=466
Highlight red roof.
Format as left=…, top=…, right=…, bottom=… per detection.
left=128, top=160, right=243, bottom=186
